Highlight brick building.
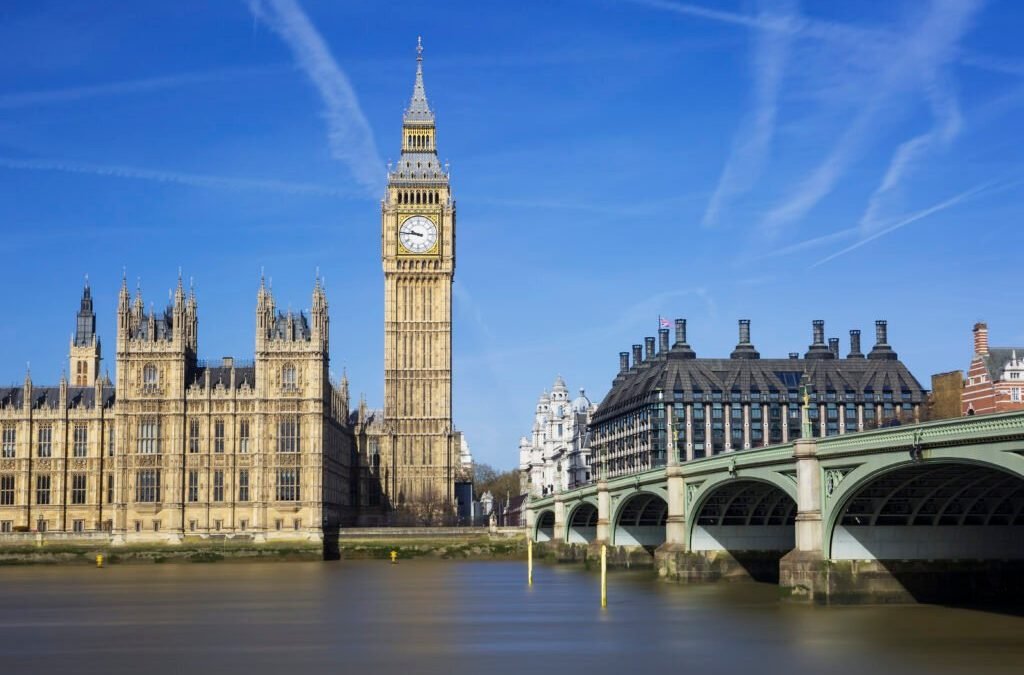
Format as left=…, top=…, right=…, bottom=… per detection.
left=962, top=322, right=1024, bottom=416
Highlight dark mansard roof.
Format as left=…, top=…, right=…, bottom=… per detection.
left=0, top=385, right=116, bottom=410
left=593, top=327, right=926, bottom=426
left=190, top=365, right=256, bottom=390
left=978, top=348, right=1024, bottom=382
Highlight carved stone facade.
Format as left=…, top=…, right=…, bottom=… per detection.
left=519, top=377, right=596, bottom=497
left=0, top=276, right=354, bottom=541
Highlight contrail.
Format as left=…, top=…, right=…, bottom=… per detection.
left=809, top=181, right=1002, bottom=269
left=248, top=0, right=386, bottom=195
left=0, top=156, right=360, bottom=198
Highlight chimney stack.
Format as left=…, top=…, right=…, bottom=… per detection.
left=632, top=344, right=643, bottom=369
left=868, top=320, right=897, bottom=360
left=805, top=320, right=831, bottom=359
left=739, top=319, right=751, bottom=344
left=828, top=338, right=840, bottom=358
left=973, top=322, right=989, bottom=356
left=813, top=320, right=825, bottom=345
left=674, top=319, right=687, bottom=346
left=619, top=351, right=629, bottom=374
left=658, top=328, right=670, bottom=354
left=789, top=352, right=799, bottom=360
left=848, top=330, right=864, bottom=358
left=730, top=319, right=760, bottom=359
left=644, top=337, right=656, bottom=362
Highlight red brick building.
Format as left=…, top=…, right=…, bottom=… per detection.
left=962, top=322, right=1024, bottom=415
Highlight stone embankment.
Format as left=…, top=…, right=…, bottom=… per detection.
left=0, top=527, right=528, bottom=566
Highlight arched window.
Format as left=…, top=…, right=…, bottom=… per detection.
left=282, top=364, right=297, bottom=390
left=143, top=364, right=157, bottom=388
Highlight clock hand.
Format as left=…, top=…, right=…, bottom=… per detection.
left=401, top=229, right=423, bottom=237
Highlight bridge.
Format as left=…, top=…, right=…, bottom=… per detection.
left=526, top=410, right=1024, bottom=604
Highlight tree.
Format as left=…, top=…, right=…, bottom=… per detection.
left=473, top=462, right=522, bottom=502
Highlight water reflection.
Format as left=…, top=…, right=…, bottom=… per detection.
left=0, top=561, right=1020, bottom=675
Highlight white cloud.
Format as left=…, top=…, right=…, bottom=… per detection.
left=248, top=0, right=385, bottom=195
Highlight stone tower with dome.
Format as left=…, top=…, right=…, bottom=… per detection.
left=519, top=376, right=596, bottom=497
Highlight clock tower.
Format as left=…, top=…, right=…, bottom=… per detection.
left=380, top=38, right=456, bottom=510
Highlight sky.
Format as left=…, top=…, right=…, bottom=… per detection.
left=1, top=0, right=1023, bottom=471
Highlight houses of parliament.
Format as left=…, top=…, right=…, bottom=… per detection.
left=0, top=43, right=458, bottom=541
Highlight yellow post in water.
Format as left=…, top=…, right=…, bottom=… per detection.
left=600, top=544, right=607, bottom=608
left=96, top=554, right=104, bottom=569
left=528, top=538, right=533, bottom=586
left=390, top=550, right=398, bottom=564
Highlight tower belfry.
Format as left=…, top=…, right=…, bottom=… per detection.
left=380, top=38, right=456, bottom=509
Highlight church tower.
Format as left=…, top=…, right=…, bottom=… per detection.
left=381, top=38, right=455, bottom=509
left=70, top=277, right=101, bottom=386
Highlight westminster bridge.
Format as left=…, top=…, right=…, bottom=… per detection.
left=525, top=410, right=1024, bottom=604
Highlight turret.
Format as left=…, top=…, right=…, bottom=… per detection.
left=70, top=276, right=101, bottom=386
left=311, top=272, right=329, bottom=349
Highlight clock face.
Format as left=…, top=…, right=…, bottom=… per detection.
left=399, top=215, right=438, bottom=254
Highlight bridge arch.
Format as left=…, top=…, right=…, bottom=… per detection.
left=566, top=499, right=599, bottom=544
left=611, top=491, right=667, bottom=549
left=826, top=458, right=1024, bottom=560
left=534, top=509, right=555, bottom=543
left=687, top=475, right=797, bottom=554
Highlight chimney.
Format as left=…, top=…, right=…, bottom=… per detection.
left=848, top=330, right=864, bottom=358
left=805, top=320, right=831, bottom=359
left=739, top=319, right=751, bottom=344
left=644, top=337, right=656, bottom=361
left=813, top=320, right=825, bottom=345
left=658, top=328, right=670, bottom=354
left=619, top=352, right=630, bottom=374
left=973, top=322, right=989, bottom=356
left=789, top=352, right=799, bottom=360
left=222, top=356, right=233, bottom=368
left=868, top=319, right=897, bottom=360
left=674, top=319, right=687, bottom=346
left=875, top=320, right=888, bottom=346
left=632, top=344, right=643, bottom=369
left=730, top=319, right=760, bottom=359
left=828, top=338, right=839, bottom=358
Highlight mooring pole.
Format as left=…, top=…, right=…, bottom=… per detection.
left=600, top=544, right=607, bottom=608
left=528, top=538, right=533, bottom=585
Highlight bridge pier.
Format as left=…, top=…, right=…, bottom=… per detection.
left=779, top=438, right=829, bottom=601
left=595, top=480, right=610, bottom=545
left=552, top=496, right=566, bottom=544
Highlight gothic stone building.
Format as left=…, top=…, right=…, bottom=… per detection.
left=0, top=276, right=354, bottom=540
left=591, top=319, right=927, bottom=481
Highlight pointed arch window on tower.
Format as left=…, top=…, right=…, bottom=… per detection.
left=282, top=364, right=297, bottom=391
left=143, top=364, right=157, bottom=389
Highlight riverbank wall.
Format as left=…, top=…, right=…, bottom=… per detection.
left=0, top=528, right=528, bottom=565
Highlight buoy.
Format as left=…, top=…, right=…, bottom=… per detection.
left=96, top=554, right=104, bottom=568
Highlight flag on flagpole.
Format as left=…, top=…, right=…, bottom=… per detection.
left=659, top=316, right=671, bottom=329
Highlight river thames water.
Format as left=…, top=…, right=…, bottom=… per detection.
left=0, top=560, right=1021, bottom=674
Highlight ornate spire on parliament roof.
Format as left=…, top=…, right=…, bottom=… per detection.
left=404, top=36, right=434, bottom=124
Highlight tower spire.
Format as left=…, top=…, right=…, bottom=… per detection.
left=404, top=36, right=433, bottom=123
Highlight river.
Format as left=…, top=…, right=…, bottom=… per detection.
left=0, top=560, right=1021, bottom=674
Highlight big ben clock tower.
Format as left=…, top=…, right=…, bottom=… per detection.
left=380, top=38, right=455, bottom=510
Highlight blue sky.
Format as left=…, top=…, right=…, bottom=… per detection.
left=2, top=0, right=1023, bottom=470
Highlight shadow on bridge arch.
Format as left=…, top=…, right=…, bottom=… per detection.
left=534, top=510, right=555, bottom=543
left=612, top=492, right=667, bottom=552
left=825, top=459, right=1024, bottom=604
left=688, top=477, right=797, bottom=582
left=566, top=501, right=598, bottom=545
